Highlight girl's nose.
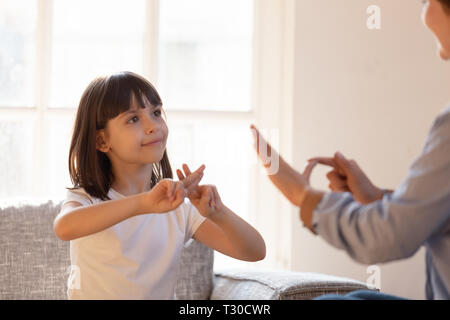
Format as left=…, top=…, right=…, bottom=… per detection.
left=143, top=115, right=158, bottom=135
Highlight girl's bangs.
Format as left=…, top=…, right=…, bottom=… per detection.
left=97, top=72, right=163, bottom=129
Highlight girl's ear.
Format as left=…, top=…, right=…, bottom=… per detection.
left=96, top=130, right=110, bottom=153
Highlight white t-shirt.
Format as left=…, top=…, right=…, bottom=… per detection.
left=62, top=187, right=206, bottom=300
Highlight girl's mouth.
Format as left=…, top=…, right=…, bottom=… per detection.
left=142, top=139, right=162, bottom=147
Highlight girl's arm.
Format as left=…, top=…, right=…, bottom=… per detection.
left=53, top=176, right=203, bottom=241
left=177, top=165, right=265, bottom=261
left=193, top=203, right=266, bottom=262
left=54, top=193, right=144, bottom=241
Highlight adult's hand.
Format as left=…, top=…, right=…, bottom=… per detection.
left=250, top=124, right=318, bottom=207
left=308, top=152, right=387, bottom=204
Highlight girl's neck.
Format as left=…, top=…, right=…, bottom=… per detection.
left=110, top=163, right=154, bottom=197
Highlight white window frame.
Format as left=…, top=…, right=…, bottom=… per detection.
left=0, top=0, right=297, bottom=270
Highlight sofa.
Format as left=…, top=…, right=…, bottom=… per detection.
left=0, top=198, right=375, bottom=300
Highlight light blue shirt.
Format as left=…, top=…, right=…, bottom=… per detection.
left=312, top=105, right=450, bottom=300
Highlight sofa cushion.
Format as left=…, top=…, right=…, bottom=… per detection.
left=211, top=269, right=376, bottom=300
left=0, top=199, right=69, bottom=300
left=0, top=199, right=214, bottom=300
left=174, top=240, right=214, bottom=300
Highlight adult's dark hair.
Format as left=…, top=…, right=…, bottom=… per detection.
left=67, top=71, right=173, bottom=201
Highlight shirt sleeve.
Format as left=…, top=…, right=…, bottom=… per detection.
left=311, top=106, right=450, bottom=265
left=183, top=199, right=207, bottom=248
left=62, top=188, right=94, bottom=208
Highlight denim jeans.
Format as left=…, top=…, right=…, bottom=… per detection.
left=313, top=290, right=408, bottom=300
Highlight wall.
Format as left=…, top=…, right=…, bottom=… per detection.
left=290, top=0, right=450, bottom=299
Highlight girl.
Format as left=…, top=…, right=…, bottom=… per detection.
left=53, top=71, right=266, bottom=300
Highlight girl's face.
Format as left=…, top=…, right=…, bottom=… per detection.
left=422, top=0, right=450, bottom=60
left=96, top=93, right=169, bottom=165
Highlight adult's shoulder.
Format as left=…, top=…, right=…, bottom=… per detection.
left=425, top=105, right=450, bottom=138
left=434, top=104, right=450, bottom=127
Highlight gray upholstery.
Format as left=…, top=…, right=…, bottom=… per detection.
left=0, top=199, right=213, bottom=300
left=211, top=269, right=375, bottom=300
left=0, top=199, right=68, bottom=299
left=0, top=199, right=374, bottom=300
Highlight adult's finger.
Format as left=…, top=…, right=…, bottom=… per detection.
left=309, top=156, right=347, bottom=176
left=333, top=152, right=353, bottom=175
left=303, top=160, right=319, bottom=184
left=308, top=157, right=337, bottom=169
left=326, top=170, right=348, bottom=189
left=250, top=124, right=274, bottom=167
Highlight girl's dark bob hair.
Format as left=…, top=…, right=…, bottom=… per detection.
left=439, top=0, right=450, bottom=13
left=67, top=71, right=173, bottom=201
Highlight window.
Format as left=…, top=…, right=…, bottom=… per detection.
left=158, top=0, right=253, bottom=111
left=0, top=0, right=295, bottom=271
left=0, top=0, right=36, bottom=107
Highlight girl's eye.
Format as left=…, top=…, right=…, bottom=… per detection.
left=153, top=109, right=162, bottom=117
left=128, top=116, right=138, bottom=124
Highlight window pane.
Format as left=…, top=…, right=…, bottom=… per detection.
left=158, top=0, right=253, bottom=111
left=166, top=119, right=255, bottom=269
left=0, top=121, right=34, bottom=198
left=50, top=0, right=146, bottom=108
left=0, top=0, right=37, bottom=107
left=45, top=114, right=74, bottom=199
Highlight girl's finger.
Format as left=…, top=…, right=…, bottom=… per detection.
left=167, top=180, right=175, bottom=200
left=212, top=186, right=218, bottom=209
left=182, top=164, right=205, bottom=187
left=207, top=186, right=215, bottom=208
left=176, top=169, right=185, bottom=181
left=173, top=182, right=185, bottom=202
left=210, top=186, right=216, bottom=209
left=202, top=186, right=212, bottom=207
left=212, top=185, right=222, bottom=207
left=173, top=186, right=186, bottom=207
left=183, top=173, right=203, bottom=195
left=182, top=163, right=192, bottom=176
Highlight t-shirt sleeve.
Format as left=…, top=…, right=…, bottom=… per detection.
left=183, top=199, right=206, bottom=248
left=62, top=188, right=94, bottom=208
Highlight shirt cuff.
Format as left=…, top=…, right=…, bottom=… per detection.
left=312, top=192, right=354, bottom=234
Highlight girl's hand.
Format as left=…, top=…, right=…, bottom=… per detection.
left=138, top=179, right=187, bottom=214
left=177, top=164, right=223, bottom=218
left=250, top=124, right=318, bottom=207
left=176, top=164, right=206, bottom=199
left=308, top=152, right=384, bottom=204
left=192, top=184, right=224, bottom=218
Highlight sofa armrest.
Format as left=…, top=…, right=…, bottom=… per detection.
left=211, top=269, right=377, bottom=300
